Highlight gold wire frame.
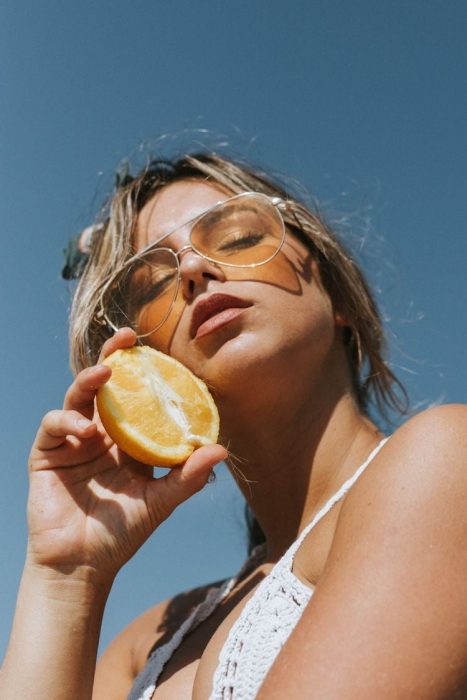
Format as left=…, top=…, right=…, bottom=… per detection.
left=97, top=191, right=288, bottom=337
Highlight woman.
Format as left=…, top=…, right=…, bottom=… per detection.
left=1, top=153, right=466, bottom=699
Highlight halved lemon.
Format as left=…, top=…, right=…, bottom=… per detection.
left=96, top=346, right=220, bottom=467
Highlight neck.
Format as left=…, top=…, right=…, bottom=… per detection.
left=220, top=383, right=382, bottom=561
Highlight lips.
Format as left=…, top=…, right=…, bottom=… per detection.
left=190, top=293, right=252, bottom=339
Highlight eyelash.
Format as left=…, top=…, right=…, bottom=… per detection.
left=218, top=231, right=265, bottom=252
left=131, top=272, right=176, bottom=307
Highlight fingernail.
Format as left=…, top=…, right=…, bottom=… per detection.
left=77, top=418, right=92, bottom=429
left=207, top=471, right=216, bottom=484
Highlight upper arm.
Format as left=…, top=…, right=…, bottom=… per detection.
left=258, top=405, right=467, bottom=699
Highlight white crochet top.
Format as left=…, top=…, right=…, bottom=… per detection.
left=127, top=438, right=388, bottom=700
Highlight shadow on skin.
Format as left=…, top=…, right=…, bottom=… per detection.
left=145, top=569, right=268, bottom=680
left=140, top=246, right=316, bottom=356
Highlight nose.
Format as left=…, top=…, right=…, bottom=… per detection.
left=177, top=246, right=226, bottom=300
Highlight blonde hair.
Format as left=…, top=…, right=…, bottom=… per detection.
left=69, top=152, right=407, bottom=419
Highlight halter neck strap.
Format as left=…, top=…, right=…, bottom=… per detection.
left=285, top=436, right=390, bottom=565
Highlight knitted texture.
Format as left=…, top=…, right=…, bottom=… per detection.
left=210, top=438, right=388, bottom=699
left=127, top=438, right=388, bottom=700
left=210, top=558, right=312, bottom=699
left=127, top=549, right=265, bottom=700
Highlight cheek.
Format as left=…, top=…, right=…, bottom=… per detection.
left=218, top=250, right=304, bottom=295
left=144, top=251, right=304, bottom=347
left=143, top=308, right=183, bottom=353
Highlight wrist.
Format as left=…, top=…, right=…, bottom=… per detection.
left=22, top=557, right=113, bottom=607
left=1, top=559, right=110, bottom=700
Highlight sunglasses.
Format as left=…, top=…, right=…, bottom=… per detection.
left=98, top=191, right=288, bottom=338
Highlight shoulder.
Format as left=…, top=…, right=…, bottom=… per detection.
left=255, top=407, right=467, bottom=698
left=386, top=402, right=467, bottom=462
left=93, top=580, right=222, bottom=699
left=323, top=404, right=467, bottom=597
left=341, top=403, right=467, bottom=530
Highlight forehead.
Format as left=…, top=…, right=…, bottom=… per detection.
left=135, top=179, right=233, bottom=251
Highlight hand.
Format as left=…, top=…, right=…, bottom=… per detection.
left=27, top=328, right=227, bottom=585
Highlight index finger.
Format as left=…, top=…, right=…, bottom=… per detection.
left=63, top=328, right=136, bottom=418
left=63, top=364, right=112, bottom=415
left=97, top=327, right=138, bottom=363
left=63, top=329, right=137, bottom=416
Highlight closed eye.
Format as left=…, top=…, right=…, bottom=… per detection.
left=131, top=272, right=176, bottom=308
left=218, top=231, right=266, bottom=252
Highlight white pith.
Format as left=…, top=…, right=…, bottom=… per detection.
left=138, top=347, right=211, bottom=447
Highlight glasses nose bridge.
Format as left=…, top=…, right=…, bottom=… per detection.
left=175, top=242, right=197, bottom=262
left=174, top=237, right=221, bottom=271
left=175, top=238, right=226, bottom=300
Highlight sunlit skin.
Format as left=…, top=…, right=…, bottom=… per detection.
left=3, top=180, right=466, bottom=700
left=134, top=180, right=382, bottom=560
left=135, top=180, right=342, bottom=388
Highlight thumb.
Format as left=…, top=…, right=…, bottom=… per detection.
left=146, top=444, right=228, bottom=525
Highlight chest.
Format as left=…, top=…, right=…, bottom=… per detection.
left=149, top=513, right=338, bottom=700
left=151, top=567, right=267, bottom=700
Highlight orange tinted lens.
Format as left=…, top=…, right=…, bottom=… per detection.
left=111, top=249, right=178, bottom=337
left=191, top=194, right=283, bottom=266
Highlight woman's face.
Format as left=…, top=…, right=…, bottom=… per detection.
left=134, top=180, right=347, bottom=400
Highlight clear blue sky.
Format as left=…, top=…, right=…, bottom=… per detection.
left=1, top=0, right=466, bottom=658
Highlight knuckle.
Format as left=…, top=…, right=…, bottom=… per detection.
left=42, top=409, right=61, bottom=425
left=79, top=365, right=97, bottom=381
left=29, top=454, right=52, bottom=472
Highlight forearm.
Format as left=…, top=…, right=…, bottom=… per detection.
left=0, top=562, right=111, bottom=700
